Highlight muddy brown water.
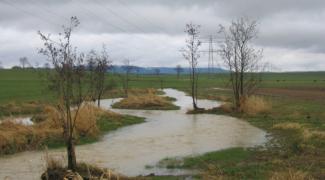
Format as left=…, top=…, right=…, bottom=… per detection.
left=0, top=89, right=267, bottom=179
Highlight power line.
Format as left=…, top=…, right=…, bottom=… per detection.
left=115, top=0, right=169, bottom=34
left=92, top=0, right=147, bottom=34
left=1, top=0, right=62, bottom=27
left=28, top=0, right=71, bottom=22
left=73, top=1, right=128, bottom=33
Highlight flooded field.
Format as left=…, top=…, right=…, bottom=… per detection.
left=0, top=89, right=267, bottom=179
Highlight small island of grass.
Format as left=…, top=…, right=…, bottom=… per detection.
left=112, top=93, right=180, bottom=110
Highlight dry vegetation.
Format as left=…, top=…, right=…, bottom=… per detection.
left=0, top=104, right=143, bottom=155
left=0, top=101, right=44, bottom=118
left=42, top=154, right=132, bottom=180
left=239, top=96, right=272, bottom=115
left=103, top=88, right=163, bottom=99
left=270, top=168, right=314, bottom=180
left=188, top=95, right=271, bottom=116
left=273, top=122, right=325, bottom=141
left=112, top=89, right=179, bottom=110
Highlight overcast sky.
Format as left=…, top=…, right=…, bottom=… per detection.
left=0, top=0, right=324, bottom=71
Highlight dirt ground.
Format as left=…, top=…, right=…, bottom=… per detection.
left=256, top=88, right=325, bottom=101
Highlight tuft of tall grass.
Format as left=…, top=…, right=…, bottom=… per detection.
left=240, top=96, right=271, bottom=115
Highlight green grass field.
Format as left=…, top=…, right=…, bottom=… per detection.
left=0, top=69, right=324, bottom=103
left=0, top=69, right=324, bottom=179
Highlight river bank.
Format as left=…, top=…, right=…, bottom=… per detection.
left=0, top=89, right=266, bottom=179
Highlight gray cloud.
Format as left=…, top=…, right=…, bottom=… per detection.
left=0, top=0, right=324, bottom=71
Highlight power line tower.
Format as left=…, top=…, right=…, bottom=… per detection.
left=200, top=35, right=219, bottom=77
left=179, top=35, right=220, bottom=76
left=208, top=35, right=214, bottom=76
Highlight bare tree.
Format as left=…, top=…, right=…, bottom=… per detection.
left=218, top=18, right=263, bottom=111
left=122, top=59, right=133, bottom=97
left=19, top=57, right=30, bottom=69
left=175, top=65, right=183, bottom=79
left=38, top=16, right=85, bottom=171
left=182, top=23, right=201, bottom=110
left=0, top=61, right=3, bottom=69
left=87, top=46, right=111, bottom=107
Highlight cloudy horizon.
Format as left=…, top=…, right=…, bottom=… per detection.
left=0, top=0, right=325, bottom=71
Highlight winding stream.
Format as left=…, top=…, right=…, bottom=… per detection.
left=0, top=89, right=267, bottom=179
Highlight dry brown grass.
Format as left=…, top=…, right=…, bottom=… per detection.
left=113, top=93, right=178, bottom=110
left=128, top=88, right=157, bottom=95
left=42, top=154, right=133, bottom=180
left=273, top=122, right=303, bottom=131
left=0, top=120, right=62, bottom=154
left=240, top=96, right=271, bottom=115
left=273, top=122, right=325, bottom=141
left=0, top=101, right=44, bottom=117
left=0, top=104, right=117, bottom=155
left=270, top=169, right=314, bottom=180
left=74, top=104, right=103, bottom=138
left=219, top=103, right=233, bottom=113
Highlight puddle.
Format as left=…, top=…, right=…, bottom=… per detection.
left=0, top=89, right=267, bottom=179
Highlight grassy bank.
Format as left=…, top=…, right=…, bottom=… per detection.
left=0, top=104, right=145, bottom=155
left=157, top=88, right=325, bottom=179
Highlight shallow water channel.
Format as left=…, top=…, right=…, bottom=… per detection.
left=0, top=89, right=267, bottom=179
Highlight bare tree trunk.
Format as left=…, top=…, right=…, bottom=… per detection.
left=125, top=75, right=129, bottom=97
left=182, top=23, right=201, bottom=110
left=66, top=137, right=77, bottom=171
left=97, top=96, right=101, bottom=107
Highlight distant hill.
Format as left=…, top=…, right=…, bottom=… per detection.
left=110, top=66, right=227, bottom=74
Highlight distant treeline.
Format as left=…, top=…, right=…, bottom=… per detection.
left=110, top=66, right=227, bottom=75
